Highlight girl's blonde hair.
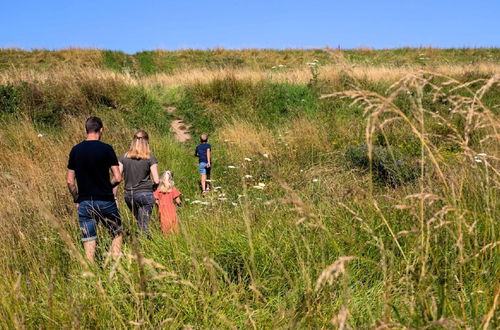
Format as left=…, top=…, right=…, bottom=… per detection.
left=158, top=171, right=175, bottom=193
left=126, top=130, right=151, bottom=159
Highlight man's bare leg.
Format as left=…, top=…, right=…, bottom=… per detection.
left=83, top=240, right=97, bottom=262
left=110, top=234, right=123, bottom=259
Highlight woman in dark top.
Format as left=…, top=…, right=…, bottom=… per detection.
left=118, top=130, right=160, bottom=236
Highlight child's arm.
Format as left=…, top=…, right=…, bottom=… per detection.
left=206, top=148, right=211, bottom=168
left=194, top=147, right=198, bottom=158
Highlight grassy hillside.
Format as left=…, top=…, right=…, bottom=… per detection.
left=2, top=47, right=500, bottom=73
left=0, top=48, right=499, bottom=328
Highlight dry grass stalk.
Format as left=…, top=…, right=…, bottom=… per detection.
left=315, top=256, right=355, bottom=291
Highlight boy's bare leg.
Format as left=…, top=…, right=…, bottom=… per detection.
left=201, top=174, right=207, bottom=193
left=110, top=234, right=123, bottom=259
left=83, top=240, right=97, bottom=262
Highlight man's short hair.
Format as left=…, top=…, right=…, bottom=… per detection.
left=200, top=134, right=208, bottom=143
left=85, top=117, right=103, bottom=133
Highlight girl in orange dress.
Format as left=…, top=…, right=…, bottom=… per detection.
left=154, top=171, right=182, bottom=235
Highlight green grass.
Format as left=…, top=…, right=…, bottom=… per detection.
left=2, top=47, right=499, bottom=74
left=0, top=50, right=499, bottom=328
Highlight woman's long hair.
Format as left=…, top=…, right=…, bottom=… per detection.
left=158, top=171, right=175, bottom=193
left=126, top=130, right=151, bottom=159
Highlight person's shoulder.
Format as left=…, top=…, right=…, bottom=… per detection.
left=70, top=141, right=85, bottom=153
left=98, top=141, right=114, bottom=149
left=96, top=141, right=116, bottom=154
left=207, top=143, right=212, bottom=148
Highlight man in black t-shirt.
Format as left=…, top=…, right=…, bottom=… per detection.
left=67, top=117, right=123, bottom=261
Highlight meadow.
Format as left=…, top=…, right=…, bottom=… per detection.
left=0, top=47, right=499, bottom=328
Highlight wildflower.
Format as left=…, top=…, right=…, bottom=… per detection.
left=474, top=153, right=487, bottom=163
left=278, top=64, right=285, bottom=68
left=258, top=183, right=265, bottom=187
left=200, top=201, right=210, bottom=205
left=312, top=178, right=319, bottom=183
left=231, top=202, right=238, bottom=206
left=262, top=154, right=269, bottom=158
left=237, top=194, right=245, bottom=198
left=253, top=185, right=264, bottom=190
left=206, top=179, right=214, bottom=182
left=228, top=165, right=237, bottom=169
left=219, top=193, right=226, bottom=197
left=37, top=133, right=43, bottom=138
left=217, top=197, right=228, bottom=201
left=224, top=139, right=230, bottom=142
left=244, top=175, right=253, bottom=179
left=244, top=157, right=252, bottom=162
left=191, top=200, right=202, bottom=204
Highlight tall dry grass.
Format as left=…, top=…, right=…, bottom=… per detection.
left=2, top=62, right=499, bottom=88
left=0, top=54, right=499, bottom=327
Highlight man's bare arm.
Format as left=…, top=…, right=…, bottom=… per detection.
left=66, top=169, right=78, bottom=202
left=112, top=162, right=124, bottom=197
left=110, top=165, right=122, bottom=188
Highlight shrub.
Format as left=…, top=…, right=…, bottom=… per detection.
left=102, top=50, right=132, bottom=72
left=344, top=144, right=419, bottom=186
left=0, top=84, right=20, bottom=114
left=255, top=83, right=318, bottom=124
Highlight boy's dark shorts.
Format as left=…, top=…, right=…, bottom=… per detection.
left=77, top=200, right=123, bottom=242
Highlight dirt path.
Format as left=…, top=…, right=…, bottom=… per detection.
left=165, top=106, right=192, bottom=142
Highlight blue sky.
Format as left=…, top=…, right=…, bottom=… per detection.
left=1, top=0, right=498, bottom=53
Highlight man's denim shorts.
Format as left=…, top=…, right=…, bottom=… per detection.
left=78, top=200, right=123, bottom=242
left=199, top=162, right=208, bottom=175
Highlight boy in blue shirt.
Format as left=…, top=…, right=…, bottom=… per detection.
left=194, top=134, right=211, bottom=195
